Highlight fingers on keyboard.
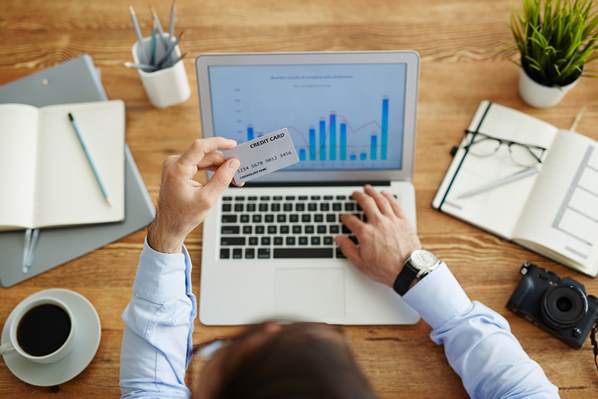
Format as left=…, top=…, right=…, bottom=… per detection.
left=218, top=194, right=377, bottom=259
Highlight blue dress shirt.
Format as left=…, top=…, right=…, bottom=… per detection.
left=120, top=240, right=559, bottom=398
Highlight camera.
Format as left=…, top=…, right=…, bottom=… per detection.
left=507, top=262, right=598, bottom=348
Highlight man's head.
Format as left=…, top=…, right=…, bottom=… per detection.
left=192, top=322, right=377, bottom=399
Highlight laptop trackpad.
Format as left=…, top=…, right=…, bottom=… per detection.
left=274, top=268, right=345, bottom=319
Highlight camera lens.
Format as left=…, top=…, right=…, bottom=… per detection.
left=541, top=284, right=588, bottom=328
left=556, top=297, right=572, bottom=312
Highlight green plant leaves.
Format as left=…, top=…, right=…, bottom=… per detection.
left=510, top=0, right=598, bottom=86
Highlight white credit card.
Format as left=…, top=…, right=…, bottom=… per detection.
left=222, top=128, right=299, bottom=184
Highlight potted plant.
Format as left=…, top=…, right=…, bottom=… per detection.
left=510, top=0, right=598, bottom=108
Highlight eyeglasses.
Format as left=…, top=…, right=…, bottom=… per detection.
left=192, top=337, right=234, bottom=360
left=463, top=130, right=547, bottom=167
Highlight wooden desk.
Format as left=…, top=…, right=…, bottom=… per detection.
left=1, top=0, right=597, bottom=397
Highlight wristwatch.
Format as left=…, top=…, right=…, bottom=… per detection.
left=393, top=249, right=441, bottom=295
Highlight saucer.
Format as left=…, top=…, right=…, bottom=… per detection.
left=1, top=288, right=101, bottom=387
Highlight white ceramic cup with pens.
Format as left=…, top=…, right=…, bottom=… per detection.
left=127, top=4, right=190, bottom=108
left=131, top=33, right=190, bottom=108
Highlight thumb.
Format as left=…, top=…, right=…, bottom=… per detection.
left=201, top=158, right=240, bottom=203
left=335, top=235, right=363, bottom=268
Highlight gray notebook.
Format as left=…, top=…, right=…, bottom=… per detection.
left=0, top=55, right=155, bottom=287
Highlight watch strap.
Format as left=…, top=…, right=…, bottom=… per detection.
left=393, top=263, right=419, bottom=296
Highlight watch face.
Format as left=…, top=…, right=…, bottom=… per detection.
left=410, top=249, right=439, bottom=272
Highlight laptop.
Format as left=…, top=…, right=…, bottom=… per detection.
left=196, top=51, right=420, bottom=325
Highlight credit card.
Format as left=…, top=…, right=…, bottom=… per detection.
left=222, top=128, right=299, bottom=184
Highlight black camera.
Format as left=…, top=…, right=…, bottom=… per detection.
left=507, top=262, right=598, bottom=348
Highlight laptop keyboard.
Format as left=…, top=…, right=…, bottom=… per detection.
left=219, top=194, right=374, bottom=259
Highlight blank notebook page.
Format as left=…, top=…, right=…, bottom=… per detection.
left=34, top=100, right=125, bottom=227
left=0, top=104, right=38, bottom=228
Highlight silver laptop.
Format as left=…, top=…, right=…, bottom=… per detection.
left=196, top=51, right=420, bottom=325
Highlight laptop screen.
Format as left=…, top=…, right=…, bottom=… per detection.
left=207, top=63, right=407, bottom=171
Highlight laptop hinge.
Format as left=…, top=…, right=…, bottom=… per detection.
left=234, top=180, right=392, bottom=188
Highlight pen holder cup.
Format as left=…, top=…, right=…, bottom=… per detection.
left=131, top=34, right=190, bottom=108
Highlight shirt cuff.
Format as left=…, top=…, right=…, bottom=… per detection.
left=133, top=238, right=192, bottom=303
left=402, top=263, right=473, bottom=330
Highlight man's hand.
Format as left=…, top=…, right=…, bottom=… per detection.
left=336, top=185, right=421, bottom=287
left=147, top=138, right=240, bottom=253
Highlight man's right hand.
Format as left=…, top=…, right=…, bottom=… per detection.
left=336, top=185, right=422, bottom=288
left=147, top=137, right=240, bottom=254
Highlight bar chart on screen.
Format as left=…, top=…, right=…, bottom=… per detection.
left=208, top=63, right=407, bottom=171
left=243, top=97, right=390, bottom=166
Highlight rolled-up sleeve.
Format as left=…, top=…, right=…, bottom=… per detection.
left=120, top=238, right=196, bottom=399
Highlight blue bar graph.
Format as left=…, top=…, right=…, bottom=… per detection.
left=319, top=119, right=326, bottom=160
left=245, top=96, right=389, bottom=165
left=299, top=149, right=306, bottom=161
left=340, top=122, right=347, bottom=160
left=370, top=135, right=377, bottom=160
left=381, top=97, right=389, bottom=160
left=329, top=113, right=336, bottom=160
left=309, top=128, right=316, bottom=160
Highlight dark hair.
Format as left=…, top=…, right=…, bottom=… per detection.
left=199, top=324, right=377, bottom=399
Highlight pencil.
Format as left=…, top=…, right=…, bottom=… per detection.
left=166, top=52, right=187, bottom=68
left=67, top=113, right=112, bottom=205
left=570, top=105, right=587, bottom=131
left=128, top=5, right=149, bottom=64
left=124, top=62, right=158, bottom=71
left=156, top=30, right=185, bottom=68
left=457, top=165, right=540, bottom=200
left=168, top=0, right=176, bottom=38
left=151, top=6, right=170, bottom=51
left=150, top=26, right=157, bottom=66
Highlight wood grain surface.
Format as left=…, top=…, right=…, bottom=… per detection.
left=1, top=0, right=597, bottom=397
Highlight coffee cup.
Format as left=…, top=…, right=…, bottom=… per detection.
left=0, top=297, right=75, bottom=364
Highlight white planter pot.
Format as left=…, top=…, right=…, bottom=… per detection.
left=518, top=68, right=579, bottom=108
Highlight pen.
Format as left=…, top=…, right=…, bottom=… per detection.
left=165, top=52, right=187, bottom=68
left=124, top=62, right=158, bottom=71
left=67, top=112, right=112, bottom=205
left=457, top=165, right=540, bottom=200
left=156, top=31, right=185, bottom=68
left=22, top=228, right=32, bottom=271
left=570, top=105, right=587, bottom=131
left=22, top=228, right=40, bottom=273
left=168, top=0, right=176, bottom=38
left=128, top=5, right=149, bottom=64
left=151, top=7, right=170, bottom=51
left=150, top=26, right=157, bottom=65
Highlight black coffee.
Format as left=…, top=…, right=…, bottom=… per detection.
left=16, top=304, right=71, bottom=357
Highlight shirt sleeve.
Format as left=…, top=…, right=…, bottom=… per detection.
left=403, top=263, right=559, bottom=399
left=119, top=238, right=196, bottom=399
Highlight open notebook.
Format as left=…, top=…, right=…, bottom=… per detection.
left=0, top=100, right=125, bottom=231
left=433, top=101, right=598, bottom=277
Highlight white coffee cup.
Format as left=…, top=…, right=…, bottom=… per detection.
left=0, top=297, right=76, bottom=364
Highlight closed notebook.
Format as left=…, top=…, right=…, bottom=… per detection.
left=0, top=100, right=125, bottom=230
left=433, top=101, right=598, bottom=277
